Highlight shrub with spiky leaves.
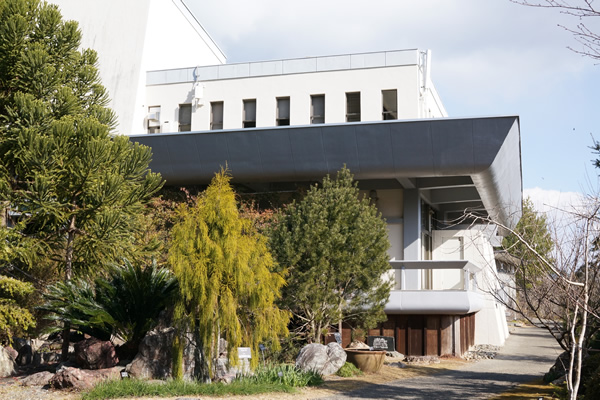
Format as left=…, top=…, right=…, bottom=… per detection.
left=40, top=260, right=177, bottom=356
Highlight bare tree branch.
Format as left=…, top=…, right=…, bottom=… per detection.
left=510, top=0, right=600, bottom=60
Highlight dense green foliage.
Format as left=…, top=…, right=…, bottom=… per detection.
left=269, top=167, right=391, bottom=343
left=0, top=0, right=162, bottom=357
left=336, top=361, right=363, bottom=377
left=169, top=170, right=290, bottom=380
left=40, top=261, right=177, bottom=354
left=502, top=197, right=554, bottom=284
left=0, top=0, right=163, bottom=281
left=0, top=274, right=35, bottom=343
left=82, top=377, right=299, bottom=400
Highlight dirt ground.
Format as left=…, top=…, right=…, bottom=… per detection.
left=0, top=359, right=467, bottom=400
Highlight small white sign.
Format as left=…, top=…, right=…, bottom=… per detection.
left=238, top=347, right=252, bottom=359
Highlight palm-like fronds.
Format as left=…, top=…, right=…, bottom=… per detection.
left=40, top=260, right=178, bottom=350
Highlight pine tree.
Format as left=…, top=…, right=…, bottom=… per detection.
left=0, top=0, right=163, bottom=358
left=269, top=167, right=392, bottom=343
left=169, top=169, right=289, bottom=381
left=502, top=197, right=554, bottom=287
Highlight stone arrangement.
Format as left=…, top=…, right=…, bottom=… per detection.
left=295, top=342, right=347, bottom=376
left=463, top=344, right=500, bottom=361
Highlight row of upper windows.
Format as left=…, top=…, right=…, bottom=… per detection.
left=147, top=89, right=398, bottom=133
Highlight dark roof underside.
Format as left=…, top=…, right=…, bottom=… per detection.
left=129, top=116, right=522, bottom=229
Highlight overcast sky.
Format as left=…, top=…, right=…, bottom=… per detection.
left=185, top=0, right=599, bottom=211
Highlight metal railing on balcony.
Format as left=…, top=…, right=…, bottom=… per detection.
left=388, top=260, right=481, bottom=291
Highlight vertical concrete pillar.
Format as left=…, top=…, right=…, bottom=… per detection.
left=403, top=189, right=421, bottom=289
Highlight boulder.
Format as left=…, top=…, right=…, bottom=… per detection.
left=127, top=327, right=175, bottom=380
left=0, top=347, right=15, bottom=377
left=51, top=366, right=95, bottom=390
left=347, top=341, right=370, bottom=349
left=296, top=342, right=347, bottom=376
left=19, top=371, right=54, bottom=386
left=33, top=350, right=61, bottom=367
left=4, top=346, right=18, bottom=362
left=211, top=339, right=251, bottom=384
left=11, top=337, right=28, bottom=351
left=74, top=338, right=118, bottom=370
left=386, top=351, right=405, bottom=360
left=50, top=366, right=121, bottom=390
left=544, top=351, right=571, bottom=383
left=16, top=344, right=33, bottom=366
left=126, top=327, right=197, bottom=381
left=214, top=356, right=250, bottom=383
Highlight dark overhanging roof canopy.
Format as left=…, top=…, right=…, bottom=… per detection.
left=129, top=116, right=522, bottom=230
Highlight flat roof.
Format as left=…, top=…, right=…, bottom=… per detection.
left=146, top=49, right=421, bottom=86
left=130, top=116, right=522, bottom=229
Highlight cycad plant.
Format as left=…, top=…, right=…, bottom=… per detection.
left=40, top=260, right=178, bottom=358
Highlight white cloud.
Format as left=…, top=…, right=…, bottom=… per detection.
left=185, top=0, right=600, bottom=193
left=524, top=187, right=585, bottom=218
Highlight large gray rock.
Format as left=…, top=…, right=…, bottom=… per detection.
left=19, top=371, right=54, bottom=386
left=16, top=344, right=33, bottom=366
left=74, top=338, right=118, bottom=369
left=0, top=347, right=15, bottom=377
left=126, top=327, right=197, bottom=381
left=296, top=342, right=347, bottom=376
left=4, top=346, right=18, bottom=362
left=50, top=366, right=95, bottom=390
left=33, top=349, right=60, bottom=367
left=50, top=366, right=121, bottom=390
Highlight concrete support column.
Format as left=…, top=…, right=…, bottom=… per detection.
left=403, top=189, right=421, bottom=289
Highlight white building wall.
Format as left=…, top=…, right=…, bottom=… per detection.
left=433, top=229, right=509, bottom=346
left=146, top=65, right=422, bottom=132
left=359, top=189, right=405, bottom=290
left=51, top=0, right=225, bottom=135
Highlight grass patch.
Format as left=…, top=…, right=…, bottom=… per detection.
left=82, top=364, right=323, bottom=400
left=243, top=364, right=323, bottom=387
left=82, top=378, right=296, bottom=400
left=489, top=378, right=560, bottom=399
left=336, top=362, right=363, bottom=378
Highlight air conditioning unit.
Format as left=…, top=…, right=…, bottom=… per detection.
left=147, top=111, right=160, bottom=122
left=147, top=111, right=160, bottom=127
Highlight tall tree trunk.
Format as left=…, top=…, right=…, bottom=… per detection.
left=194, top=322, right=210, bottom=383
left=337, top=299, right=344, bottom=343
left=61, top=216, right=76, bottom=361
left=571, top=219, right=592, bottom=400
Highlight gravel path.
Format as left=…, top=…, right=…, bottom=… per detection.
left=0, top=325, right=561, bottom=400
left=319, top=325, right=562, bottom=399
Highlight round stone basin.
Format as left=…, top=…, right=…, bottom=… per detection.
left=344, top=349, right=386, bottom=373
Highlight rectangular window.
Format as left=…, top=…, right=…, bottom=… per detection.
left=382, top=89, right=398, bottom=120
left=243, top=99, right=256, bottom=128
left=147, top=105, right=161, bottom=134
left=210, top=101, right=223, bottom=130
left=311, top=95, right=325, bottom=124
left=178, top=103, right=192, bottom=132
left=346, top=92, right=361, bottom=122
left=276, top=97, right=290, bottom=126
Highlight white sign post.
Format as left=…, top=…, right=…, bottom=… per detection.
left=238, top=347, right=252, bottom=359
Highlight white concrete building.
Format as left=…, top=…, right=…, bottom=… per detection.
left=145, top=49, right=446, bottom=134
left=51, top=0, right=521, bottom=356
left=52, top=0, right=225, bottom=135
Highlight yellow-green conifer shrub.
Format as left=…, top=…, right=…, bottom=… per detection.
left=169, top=169, right=290, bottom=381
left=0, top=275, right=35, bottom=343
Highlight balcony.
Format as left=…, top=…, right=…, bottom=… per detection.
left=385, top=260, right=484, bottom=315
